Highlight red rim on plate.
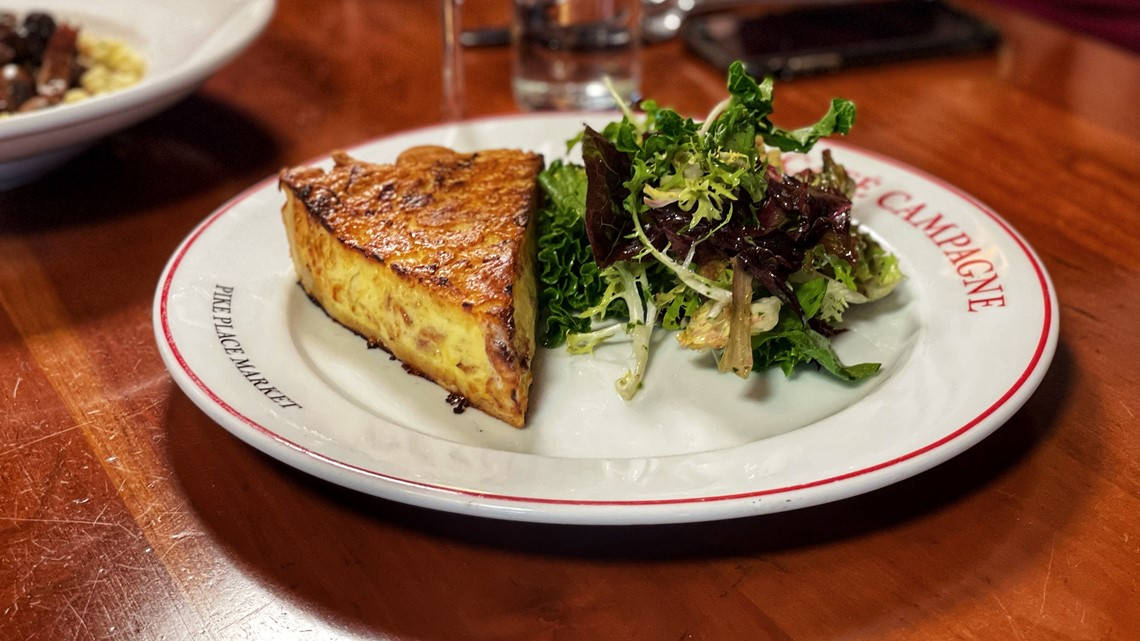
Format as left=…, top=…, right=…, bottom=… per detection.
left=157, top=120, right=1056, bottom=509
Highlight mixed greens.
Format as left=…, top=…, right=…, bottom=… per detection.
left=536, top=62, right=903, bottom=399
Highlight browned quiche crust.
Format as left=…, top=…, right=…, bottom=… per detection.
left=278, top=146, right=542, bottom=427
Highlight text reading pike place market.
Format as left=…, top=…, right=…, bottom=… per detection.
left=212, top=284, right=303, bottom=409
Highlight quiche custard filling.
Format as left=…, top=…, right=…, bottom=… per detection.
left=279, top=148, right=542, bottom=427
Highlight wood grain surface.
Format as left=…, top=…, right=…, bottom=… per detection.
left=2, top=1, right=1138, bottom=639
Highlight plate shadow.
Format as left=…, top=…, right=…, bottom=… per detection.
left=161, top=338, right=1085, bottom=640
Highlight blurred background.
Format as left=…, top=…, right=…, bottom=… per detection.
left=450, top=0, right=1138, bottom=116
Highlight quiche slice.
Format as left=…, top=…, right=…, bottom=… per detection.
left=278, top=146, right=543, bottom=427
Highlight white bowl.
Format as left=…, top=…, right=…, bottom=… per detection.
left=0, top=0, right=275, bottom=189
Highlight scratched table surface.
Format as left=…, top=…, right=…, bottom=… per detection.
left=2, top=1, right=1138, bottom=639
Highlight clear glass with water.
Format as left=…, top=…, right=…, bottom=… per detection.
left=512, top=0, right=641, bottom=111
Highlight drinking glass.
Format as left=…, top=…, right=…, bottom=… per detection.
left=512, top=0, right=642, bottom=111
left=441, top=0, right=465, bottom=121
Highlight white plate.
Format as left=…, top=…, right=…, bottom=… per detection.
left=153, top=113, right=1058, bottom=525
left=0, top=0, right=274, bottom=189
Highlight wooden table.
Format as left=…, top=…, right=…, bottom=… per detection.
left=2, top=1, right=1138, bottom=639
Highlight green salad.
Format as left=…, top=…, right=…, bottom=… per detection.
left=535, top=62, right=904, bottom=399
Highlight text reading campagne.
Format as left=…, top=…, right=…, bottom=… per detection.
left=875, top=191, right=1006, bottom=312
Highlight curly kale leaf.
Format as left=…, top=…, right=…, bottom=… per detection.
left=535, top=161, right=606, bottom=347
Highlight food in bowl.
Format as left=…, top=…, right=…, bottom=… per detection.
left=1, top=10, right=144, bottom=116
